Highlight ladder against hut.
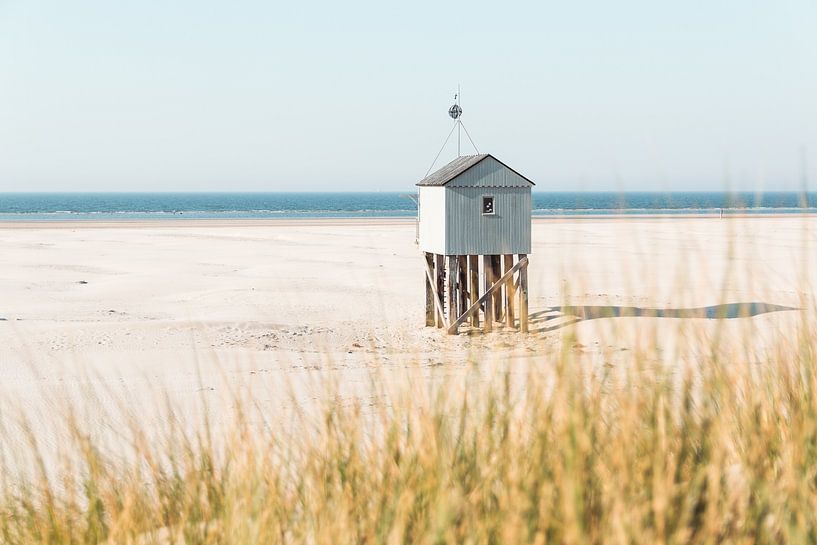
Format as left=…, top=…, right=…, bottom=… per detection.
left=424, top=252, right=529, bottom=335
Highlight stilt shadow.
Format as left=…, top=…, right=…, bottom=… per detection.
left=529, top=302, right=798, bottom=334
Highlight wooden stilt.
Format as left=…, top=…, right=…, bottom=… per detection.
left=503, top=254, right=515, bottom=328
left=491, top=255, right=502, bottom=322
left=519, top=253, right=529, bottom=333
left=482, top=255, right=493, bottom=332
left=447, top=256, right=457, bottom=326
left=458, top=255, right=468, bottom=321
left=435, top=254, right=445, bottom=328
left=468, top=255, right=479, bottom=328
left=423, top=254, right=446, bottom=326
left=425, top=252, right=435, bottom=326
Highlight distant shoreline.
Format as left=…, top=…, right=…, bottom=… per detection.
left=1, top=213, right=816, bottom=229
left=1, top=191, right=815, bottom=223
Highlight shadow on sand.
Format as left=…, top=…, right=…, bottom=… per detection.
left=529, top=302, right=798, bottom=334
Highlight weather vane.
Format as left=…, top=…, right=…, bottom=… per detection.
left=424, top=85, right=480, bottom=176
left=449, top=91, right=462, bottom=120
left=450, top=87, right=464, bottom=155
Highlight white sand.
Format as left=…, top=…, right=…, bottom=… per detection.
left=0, top=216, right=813, bottom=455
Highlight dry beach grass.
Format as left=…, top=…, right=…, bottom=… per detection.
left=1, top=216, right=816, bottom=543
left=4, top=328, right=817, bottom=543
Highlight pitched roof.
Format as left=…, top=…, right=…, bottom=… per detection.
left=415, top=154, right=535, bottom=187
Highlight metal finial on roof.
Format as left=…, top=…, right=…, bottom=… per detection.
left=424, top=86, right=480, bottom=176
left=455, top=86, right=461, bottom=156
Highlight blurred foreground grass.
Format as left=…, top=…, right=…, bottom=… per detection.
left=3, top=324, right=817, bottom=545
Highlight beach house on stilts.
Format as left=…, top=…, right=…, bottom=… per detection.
left=417, top=91, right=533, bottom=334
left=417, top=153, right=533, bottom=334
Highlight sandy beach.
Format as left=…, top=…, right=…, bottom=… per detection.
left=0, top=216, right=813, bottom=443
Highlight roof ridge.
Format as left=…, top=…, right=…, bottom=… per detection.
left=415, top=154, right=535, bottom=187
left=415, top=154, right=492, bottom=187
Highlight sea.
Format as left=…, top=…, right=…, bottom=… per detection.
left=0, top=192, right=815, bottom=221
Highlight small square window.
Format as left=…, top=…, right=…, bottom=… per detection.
left=482, top=196, right=495, bottom=215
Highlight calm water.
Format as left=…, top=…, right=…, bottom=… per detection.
left=0, top=192, right=815, bottom=221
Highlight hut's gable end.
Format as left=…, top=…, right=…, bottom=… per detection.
left=446, top=156, right=532, bottom=188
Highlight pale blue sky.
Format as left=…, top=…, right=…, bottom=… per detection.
left=1, top=1, right=815, bottom=192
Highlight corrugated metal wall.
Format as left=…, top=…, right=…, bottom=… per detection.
left=445, top=187, right=531, bottom=255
